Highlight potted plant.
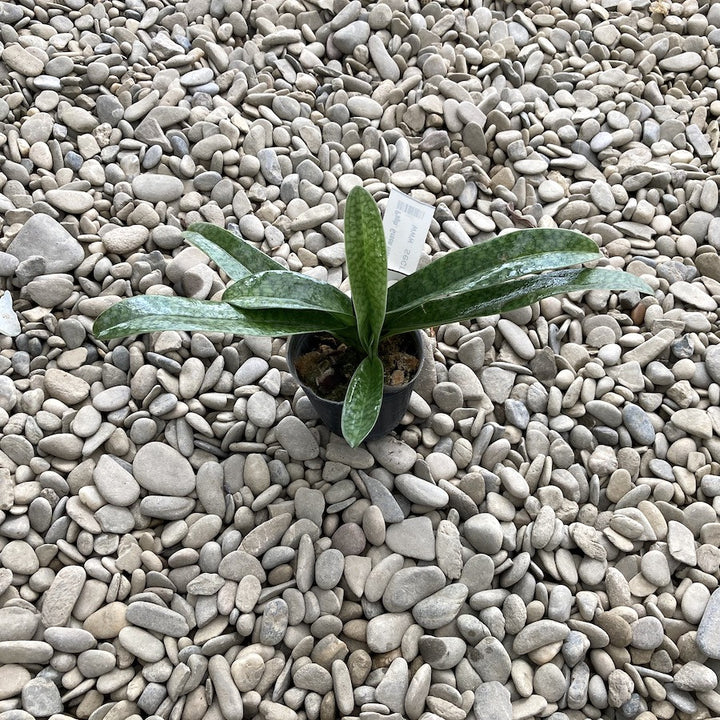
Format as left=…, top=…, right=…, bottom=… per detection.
left=94, top=186, right=652, bottom=447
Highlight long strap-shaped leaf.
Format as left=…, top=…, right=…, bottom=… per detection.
left=93, top=295, right=352, bottom=340
left=184, top=231, right=252, bottom=281
left=223, top=270, right=355, bottom=321
left=184, top=222, right=285, bottom=276
left=382, top=268, right=653, bottom=337
left=345, top=186, right=387, bottom=357
left=387, top=229, right=601, bottom=313
left=341, top=356, right=384, bottom=447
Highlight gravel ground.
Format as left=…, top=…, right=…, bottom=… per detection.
left=1, top=0, right=720, bottom=719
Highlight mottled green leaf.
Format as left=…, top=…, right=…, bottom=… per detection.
left=223, top=270, right=355, bottom=320
left=345, top=186, right=387, bottom=357
left=387, top=229, right=602, bottom=313
left=239, top=307, right=357, bottom=336
left=94, top=296, right=254, bottom=339
left=341, top=356, right=384, bottom=447
left=184, top=222, right=284, bottom=276
left=183, top=231, right=251, bottom=281
left=93, top=295, right=353, bottom=341
left=383, top=268, right=654, bottom=336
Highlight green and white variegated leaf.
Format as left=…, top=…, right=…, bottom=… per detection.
left=387, top=228, right=602, bottom=313
left=183, top=222, right=285, bottom=279
left=93, top=295, right=352, bottom=341
left=94, top=296, right=254, bottom=339
left=383, top=268, right=654, bottom=337
left=341, top=355, right=384, bottom=448
left=223, top=270, right=354, bottom=320
left=345, top=186, right=387, bottom=357
left=183, top=231, right=252, bottom=281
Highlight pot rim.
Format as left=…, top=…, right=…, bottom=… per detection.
left=286, top=329, right=426, bottom=405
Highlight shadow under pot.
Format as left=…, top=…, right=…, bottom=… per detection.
left=286, top=330, right=425, bottom=441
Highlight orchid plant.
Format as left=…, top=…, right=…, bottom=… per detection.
left=94, top=186, right=652, bottom=446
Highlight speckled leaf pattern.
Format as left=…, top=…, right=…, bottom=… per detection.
left=94, top=296, right=254, bottom=339
left=93, top=296, right=351, bottom=340
left=223, top=270, right=355, bottom=321
left=383, top=268, right=654, bottom=337
left=341, top=355, right=384, bottom=448
left=239, top=307, right=357, bottom=336
left=387, top=229, right=603, bottom=313
left=184, top=222, right=284, bottom=275
left=344, top=186, right=387, bottom=357
left=183, top=230, right=252, bottom=281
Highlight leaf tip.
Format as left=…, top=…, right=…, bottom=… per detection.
left=638, top=279, right=655, bottom=295
left=92, top=325, right=113, bottom=342
left=347, top=184, right=367, bottom=201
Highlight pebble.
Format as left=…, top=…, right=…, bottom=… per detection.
left=385, top=517, right=436, bottom=560
left=697, top=588, right=720, bottom=658
left=382, top=566, right=446, bottom=612
left=514, top=158, right=547, bottom=175
left=640, top=550, right=670, bottom=587
left=631, top=616, right=664, bottom=650
left=44, top=368, right=90, bottom=404
left=367, top=436, right=417, bottom=473
left=3, top=44, right=44, bottom=76
left=672, top=407, right=713, bottom=438
left=93, top=385, right=131, bottom=412
left=0, top=665, right=31, bottom=700
left=470, top=636, right=511, bottom=683
left=0, top=541, right=39, bottom=575
left=0, top=607, right=39, bottom=641
left=0, top=641, right=53, bottom=664
left=333, top=21, right=372, bottom=54
left=367, top=613, right=414, bottom=653
left=418, top=636, right=466, bottom=669
left=45, top=189, right=95, bottom=214
left=681, top=583, right=710, bottom=624
left=26, top=274, right=74, bottom=308
left=43, top=627, right=96, bottom=653
left=359, top=472, right=404, bottom=523
left=118, top=626, right=166, bottom=662
left=375, top=657, right=408, bottom=712
left=293, top=662, right=332, bottom=694
left=21, top=677, right=63, bottom=717
left=209, top=655, right=243, bottom=720
left=659, top=52, right=703, bottom=72
left=133, top=442, right=196, bottom=495
left=7, top=215, right=84, bottom=273
left=347, top=96, right=383, bottom=120
left=464, top=514, right=503, bottom=554
left=125, top=601, right=190, bottom=637
left=474, top=681, right=512, bottom=720
left=132, top=174, right=185, bottom=202
left=41, top=566, right=86, bottom=627
left=395, top=474, right=449, bottom=507
left=668, top=520, right=697, bottom=566
left=102, top=226, right=150, bottom=254
left=534, top=663, right=567, bottom=702
left=670, top=281, right=717, bottom=311
left=622, top=404, right=656, bottom=446
left=413, top=583, right=468, bottom=630
left=674, top=661, right=718, bottom=692
left=275, top=417, right=319, bottom=460
left=513, top=621, right=570, bottom=654
left=622, top=329, right=674, bottom=367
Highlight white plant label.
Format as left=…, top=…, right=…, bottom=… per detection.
left=383, top=187, right=434, bottom=278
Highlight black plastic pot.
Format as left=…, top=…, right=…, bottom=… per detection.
left=286, top=330, right=425, bottom=441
